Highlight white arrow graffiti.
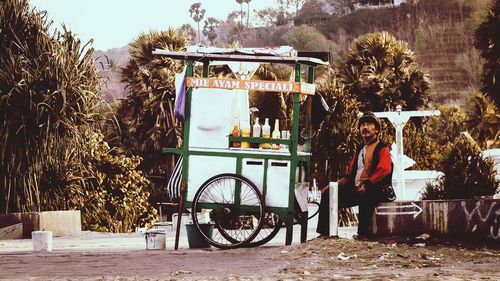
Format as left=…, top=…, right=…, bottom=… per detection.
left=375, top=202, right=423, bottom=219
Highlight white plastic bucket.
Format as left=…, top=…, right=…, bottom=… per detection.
left=32, top=231, right=53, bottom=252
left=145, top=229, right=166, bottom=250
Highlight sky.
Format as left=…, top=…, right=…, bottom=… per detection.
left=28, top=0, right=276, bottom=51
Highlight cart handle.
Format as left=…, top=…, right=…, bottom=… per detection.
left=161, top=147, right=183, bottom=155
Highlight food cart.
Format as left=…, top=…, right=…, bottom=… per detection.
left=153, top=47, right=328, bottom=249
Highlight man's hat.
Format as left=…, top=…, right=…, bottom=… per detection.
left=359, top=111, right=381, bottom=131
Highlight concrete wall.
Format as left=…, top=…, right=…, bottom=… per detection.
left=372, top=199, right=500, bottom=241
left=0, top=213, right=40, bottom=238
left=39, top=210, right=81, bottom=237
left=0, top=210, right=81, bottom=239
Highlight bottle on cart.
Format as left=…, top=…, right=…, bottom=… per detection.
left=271, top=119, right=281, bottom=150
left=261, top=118, right=271, bottom=149
left=252, top=117, right=261, bottom=148
left=241, top=122, right=251, bottom=148
left=231, top=117, right=240, bottom=148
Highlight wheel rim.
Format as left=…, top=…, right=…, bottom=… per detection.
left=245, top=212, right=282, bottom=247
left=192, top=174, right=265, bottom=249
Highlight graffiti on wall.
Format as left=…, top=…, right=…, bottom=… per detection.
left=461, top=201, right=499, bottom=240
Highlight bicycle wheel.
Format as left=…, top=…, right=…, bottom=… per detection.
left=191, top=173, right=265, bottom=249
left=245, top=212, right=283, bottom=247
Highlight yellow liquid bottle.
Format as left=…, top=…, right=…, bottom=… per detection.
left=261, top=118, right=270, bottom=149
left=271, top=119, right=280, bottom=150
left=241, top=123, right=250, bottom=148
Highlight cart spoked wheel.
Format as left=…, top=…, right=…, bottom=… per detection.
left=245, top=212, right=283, bottom=247
left=192, top=173, right=265, bottom=249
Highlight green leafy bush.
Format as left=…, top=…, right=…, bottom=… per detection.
left=69, top=133, right=157, bottom=232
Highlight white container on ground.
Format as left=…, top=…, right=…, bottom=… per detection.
left=145, top=229, right=166, bottom=250
left=32, top=231, right=53, bottom=252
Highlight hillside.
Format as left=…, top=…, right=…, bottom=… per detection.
left=93, top=46, right=129, bottom=101
left=315, top=0, right=486, bottom=104
left=92, top=0, right=488, bottom=104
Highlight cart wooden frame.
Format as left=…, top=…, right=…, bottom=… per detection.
left=153, top=49, right=328, bottom=249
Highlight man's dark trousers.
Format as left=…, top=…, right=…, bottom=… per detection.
left=317, top=183, right=380, bottom=236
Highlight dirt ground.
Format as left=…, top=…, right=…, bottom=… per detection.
left=1, top=233, right=499, bottom=280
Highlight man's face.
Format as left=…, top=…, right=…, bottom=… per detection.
left=359, top=122, right=378, bottom=140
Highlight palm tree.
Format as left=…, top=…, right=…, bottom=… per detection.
left=474, top=0, right=500, bottom=107
left=464, top=93, right=500, bottom=148
left=236, top=0, right=245, bottom=26
left=203, top=17, right=219, bottom=45
left=178, top=23, right=196, bottom=44
left=243, top=0, right=252, bottom=27
left=336, top=31, right=431, bottom=112
left=189, top=3, right=206, bottom=44
left=251, top=64, right=293, bottom=130
left=119, top=28, right=188, bottom=181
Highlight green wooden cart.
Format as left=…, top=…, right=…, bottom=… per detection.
left=153, top=47, right=327, bottom=249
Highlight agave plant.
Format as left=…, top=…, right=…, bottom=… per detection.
left=336, top=31, right=431, bottom=111
left=0, top=0, right=102, bottom=213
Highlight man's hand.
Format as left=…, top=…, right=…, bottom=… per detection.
left=356, top=183, right=366, bottom=193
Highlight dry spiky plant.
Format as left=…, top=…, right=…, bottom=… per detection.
left=312, top=72, right=361, bottom=226
left=0, top=0, right=101, bottom=213
left=314, top=73, right=360, bottom=184
left=0, top=0, right=157, bottom=233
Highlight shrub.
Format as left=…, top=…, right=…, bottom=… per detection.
left=69, top=133, right=157, bottom=232
left=421, top=135, right=499, bottom=200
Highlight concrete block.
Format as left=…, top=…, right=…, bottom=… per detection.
left=0, top=223, right=23, bottom=240
left=32, top=231, right=52, bottom=252
left=372, top=199, right=500, bottom=241
left=0, top=213, right=40, bottom=239
left=39, top=210, right=81, bottom=237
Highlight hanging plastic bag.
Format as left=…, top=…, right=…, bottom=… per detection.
left=174, top=66, right=187, bottom=121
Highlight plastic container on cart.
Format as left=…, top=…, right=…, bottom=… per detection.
left=266, top=160, right=290, bottom=207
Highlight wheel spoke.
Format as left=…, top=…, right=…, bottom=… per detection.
left=192, top=174, right=265, bottom=249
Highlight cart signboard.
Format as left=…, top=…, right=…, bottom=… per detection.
left=187, top=77, right=316, bottom=95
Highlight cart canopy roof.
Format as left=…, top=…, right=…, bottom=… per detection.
left=153, top=45, right=329, bottom=66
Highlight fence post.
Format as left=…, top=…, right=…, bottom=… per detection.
left=329, top=182, right=338, bottom=237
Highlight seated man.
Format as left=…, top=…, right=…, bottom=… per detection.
left=317, top=111, right=393, bottom=239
